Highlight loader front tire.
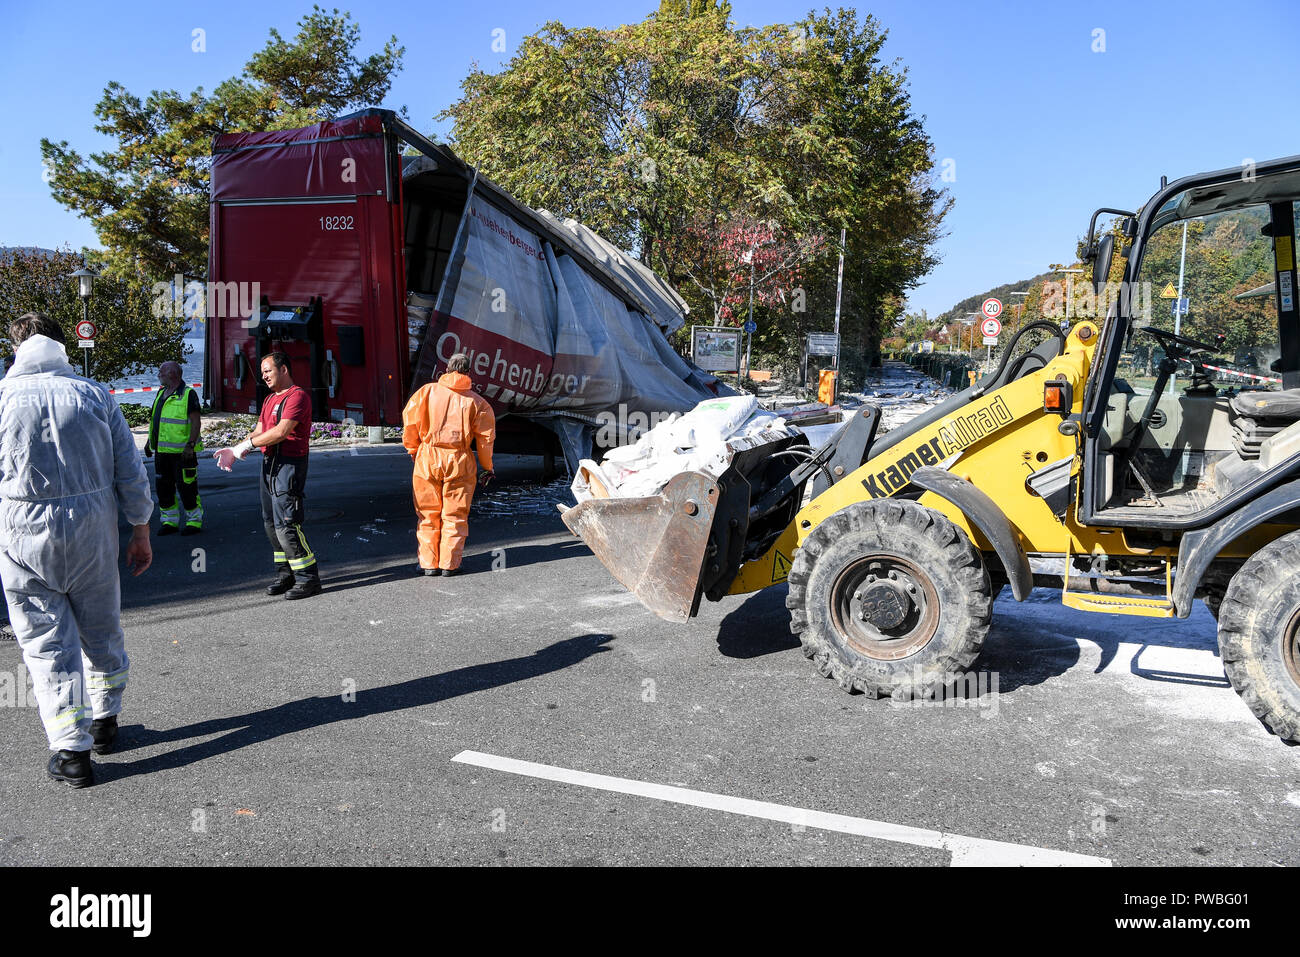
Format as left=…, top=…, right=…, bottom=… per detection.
left=1218, top=531, right=1300, bottom=743
left=786, top=499, right=992, bottom=700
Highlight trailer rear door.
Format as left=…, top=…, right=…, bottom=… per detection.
left=208, top=115, right=405, bottom=425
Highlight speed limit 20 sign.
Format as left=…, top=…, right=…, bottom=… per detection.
left=979, top=298, right=1003, bottom=340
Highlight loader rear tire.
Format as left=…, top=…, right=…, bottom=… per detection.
left=786, top=499, right=993, bottom=700
left=1217, top=531, right=1300, bottom=743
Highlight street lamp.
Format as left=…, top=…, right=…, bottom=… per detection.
left=743, top=245, right=756, bottom=386
left=68, top=266, right=96, bottom=376
left=1053, top=266, right=1084, bottom=326
left=741, top=232, right=774, bottom=390
left=1008, top=290, right=1029, bottom=337
left=964, top=313, right=979, bottom=355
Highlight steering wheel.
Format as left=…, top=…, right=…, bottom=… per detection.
left=1137, top=325, right=1224, bottom=355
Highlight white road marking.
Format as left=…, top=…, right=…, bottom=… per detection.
left=452, top=750, right=1111, bottom=867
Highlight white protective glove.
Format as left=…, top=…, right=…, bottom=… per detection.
left=214, top=439, right=254, bottom=472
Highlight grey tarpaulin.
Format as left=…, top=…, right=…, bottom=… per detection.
left=404, top=157, right=730, bottom=467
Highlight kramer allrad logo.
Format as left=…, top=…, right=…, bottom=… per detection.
left=861, top=396, right=1012, bottom=498
left=50, top=887, right=152, bottom=937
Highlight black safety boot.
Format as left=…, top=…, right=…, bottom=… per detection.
left=266, top=573, right=296, bottom=596
left=441, top=568, right=461, bottom=577
left=90, top=715, right=118, bottom=755
left=285, top=578, right=322, bottom=600
left=48, top=750, right=94, bottom=788
left=421, top=568, right=438, bottom=577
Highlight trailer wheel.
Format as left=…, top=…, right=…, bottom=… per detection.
left=1218, top=531, right=1300, bottom=743
left=786, top=499, right=992, bottom=700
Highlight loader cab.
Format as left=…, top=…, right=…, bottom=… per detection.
left=1082, top=156, right=1300, bottom=529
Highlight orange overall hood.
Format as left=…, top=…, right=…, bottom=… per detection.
left=437, top=372, right=474, bottom=392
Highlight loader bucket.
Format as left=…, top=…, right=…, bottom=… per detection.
left=560, top=470, right=722, bottom=623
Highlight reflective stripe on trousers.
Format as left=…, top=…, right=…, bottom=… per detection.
left=0, top=534, right=130, bottom=752
left=156, top=452, right=202, bottom=528
left=261, top=455, right=318, bottom=581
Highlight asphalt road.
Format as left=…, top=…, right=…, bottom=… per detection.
left=0, top=444, right=1297, bottom=866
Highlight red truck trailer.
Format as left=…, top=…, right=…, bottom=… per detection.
left=206, top=108, right=724, bottom=469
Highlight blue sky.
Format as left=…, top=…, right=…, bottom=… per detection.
left=1, top=0, right=1295, bottom=319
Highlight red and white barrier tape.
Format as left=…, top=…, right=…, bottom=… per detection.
left=109, top=382, right=203, bottom=395
left=1200, top=364, right=1281, bottom=385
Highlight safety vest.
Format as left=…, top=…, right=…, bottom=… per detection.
left=150, top=386, right=202, bottom=453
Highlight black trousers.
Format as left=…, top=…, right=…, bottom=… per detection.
left=259, top=454, right=319, bottom=583
left=155, top=451, right=201, bottom=525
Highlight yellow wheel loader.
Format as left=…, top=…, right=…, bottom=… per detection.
left=562, top=156, right=1300, bottom=744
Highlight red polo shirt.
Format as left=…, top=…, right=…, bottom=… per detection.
left=259, top=385, right=312, bottom=457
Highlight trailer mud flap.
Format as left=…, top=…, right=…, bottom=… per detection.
left=560, top=471, right=721, bottom=623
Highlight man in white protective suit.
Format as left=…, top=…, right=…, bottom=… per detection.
left=0, top=313, right=154, bottom=788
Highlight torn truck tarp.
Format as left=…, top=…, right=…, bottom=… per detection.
left=406, top=156, right=729, bottom=463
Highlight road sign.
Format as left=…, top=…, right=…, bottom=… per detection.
left=1170, top=297, right=1190, bottom=317
left=983, top=336, right=999, bottom=346
left=743, top=320, right=757, bottom=334
left=807, top=333, right=839, bottom=356
left=980, top=316, right=1002, bottom=339
left=691, top=325, right=741, bottom=373
left=981, top=297, right=1003, bottom=321
left=1160, top=282, right=1178, bottom=299
left=76, top=320, right=97, bottom=341
left=77, top=339, right=95, bottom=349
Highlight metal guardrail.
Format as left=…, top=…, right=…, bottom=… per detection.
left=900, top=352, right=975, bottom=389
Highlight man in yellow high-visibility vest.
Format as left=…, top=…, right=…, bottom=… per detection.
left=143, top=361, right=203, bottom=535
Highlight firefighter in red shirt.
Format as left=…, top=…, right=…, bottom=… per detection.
left=214, top=351, right=321, bottom=599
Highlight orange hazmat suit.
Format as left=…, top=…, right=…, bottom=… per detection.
left=402, top=372, right=496, bottom=571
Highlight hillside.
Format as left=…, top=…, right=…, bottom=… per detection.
left=0, top=246, right=59, bottom=262
left=934, top=269, right=1057, bottom=326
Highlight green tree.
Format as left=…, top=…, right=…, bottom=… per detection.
left=657, top=0, right=732, bottom=22
left=440, top=7, right=947, bottom=368
left=40, top=6, right=404, bottom=282
left=0, top=249, right=188, bottom=383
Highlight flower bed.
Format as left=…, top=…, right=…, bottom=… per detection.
left=200, top=414, right=400, bottom=448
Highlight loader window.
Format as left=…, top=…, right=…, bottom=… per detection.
left=1097, top=201, right=1282, bottom=516
left=1122, top=202, right=1277, bottom=393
